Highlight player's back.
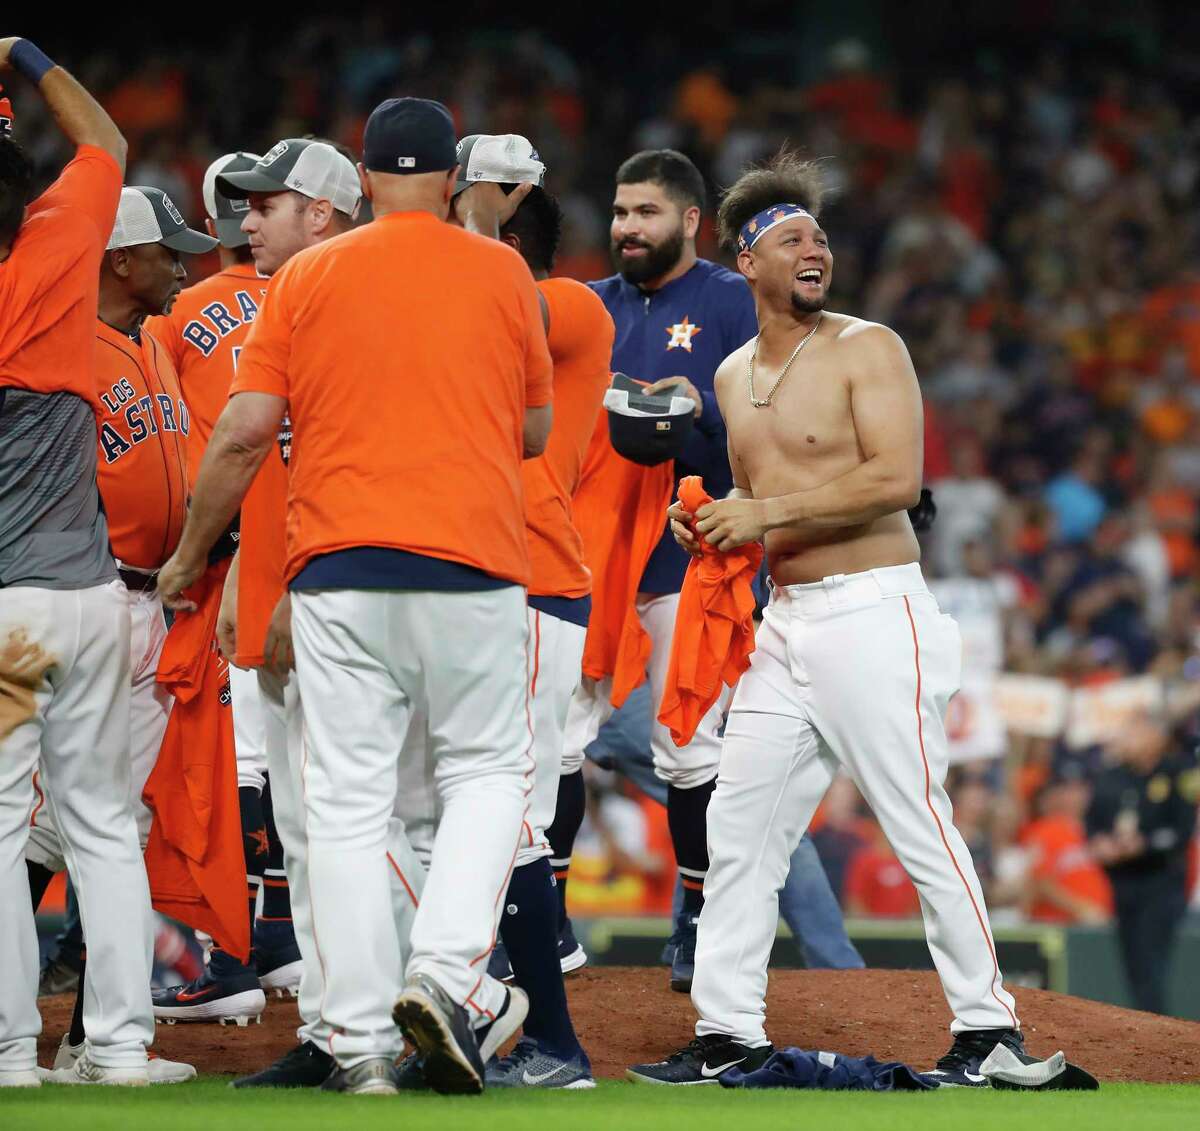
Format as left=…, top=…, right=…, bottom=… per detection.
left=145, top=264, right=266, bottom=485
left=524, top=277, right=614, bottom=598
left=236, top=213, right=552, bottom=587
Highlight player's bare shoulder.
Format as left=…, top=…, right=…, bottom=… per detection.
left=824, top=312, right=916, bottom=382
left=713, top=337, right=755, bottom=411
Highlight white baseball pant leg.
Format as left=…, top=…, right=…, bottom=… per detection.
left=559, top=593, right=725, bottom=788
left=692, top=565, right=1019, bottom=1047
left=0, top=582, right=153, bottom=1072
left=27, top=587, right=171, bottom=870
left=291, top=587, right=531, bottom=1067
left=231, top=663, right=267, bottom=792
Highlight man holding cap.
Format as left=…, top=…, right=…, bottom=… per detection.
left=157, top=98, right=553, bottom=1095
left=144, top=152, right=306, bottom=1019
left=23, top=183, right=213, bottom=1084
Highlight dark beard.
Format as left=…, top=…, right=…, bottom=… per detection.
left=611, top=226, right=686, bottom=286
left=790, top=289, right=827, bottom=314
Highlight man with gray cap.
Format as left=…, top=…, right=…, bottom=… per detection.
left=158, top=102, right=552, bottom=1095
left=25, top=183, right=214, bottom=1084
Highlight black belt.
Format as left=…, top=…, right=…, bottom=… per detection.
left=118, top=567, right=158, bottom=592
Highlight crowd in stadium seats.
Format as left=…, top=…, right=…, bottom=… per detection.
left=19, top=18, right=1199, bottom=927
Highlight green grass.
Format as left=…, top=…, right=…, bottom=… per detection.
left=1, top=1079, right=1197, bottom=1131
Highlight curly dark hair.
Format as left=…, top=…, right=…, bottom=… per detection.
left=716, top=151, right=825, bottom=250
left=501, top=186, right=563, bottom=273
left=0, top=136, right=34, bottom=247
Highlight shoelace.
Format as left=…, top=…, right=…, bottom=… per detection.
left=494, top=1038, right=540, bottom=1070
left=667, top=1036, right=726, bottom=1063
left=936, top=1033, right=1004, bottom=1072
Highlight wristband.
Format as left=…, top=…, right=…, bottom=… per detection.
left=9, top=40, right=56, bottom=85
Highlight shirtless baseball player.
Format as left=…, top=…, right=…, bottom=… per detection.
left=628, top=153, right=1023, bottom=1089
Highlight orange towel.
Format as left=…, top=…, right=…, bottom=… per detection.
left=575, top=412, right=674, bottom=709
left=142, top=557, right=250, bottom=962
left=658, top=476, right=763, bottom=746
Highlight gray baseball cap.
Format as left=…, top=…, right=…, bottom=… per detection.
left=453, top=133, right=546, bottom=197
left=217, top=138, right=362, bottom=218
left=203, top=152, right=261, bottom=248
left=106, top=186, right=219, bottom=254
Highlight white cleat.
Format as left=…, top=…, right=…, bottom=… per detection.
left=46, top=1049, right=149, bottom=1086
left=259, top=959, right=303, bottom=999
left=53, top=1036, right=195, bottom=1084
left=0, top=1067, right=41, bottom=1088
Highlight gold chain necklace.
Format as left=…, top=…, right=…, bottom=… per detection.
left=747, top=315, right=823, bottom=408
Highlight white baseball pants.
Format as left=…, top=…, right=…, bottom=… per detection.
left=26, top=586, right=171, bottom=871
left=0, top=581, right=154, bottom=1071
left=561, top=591, right=726, bottom=788
left=291, top=587, right=531, bottom=1067
left=230, top=663, right=267, bottom=792
left=692, top=564, right=1019, bottom=1046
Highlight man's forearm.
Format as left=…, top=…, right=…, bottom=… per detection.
left=176, top=436, right=271, bottom=566
left=763, top=458, right=920, bottom=531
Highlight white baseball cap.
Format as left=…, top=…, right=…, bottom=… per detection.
left=216, top=138, right=362, bottom=218
left=453, top=134, right=546, bottom=197
left=203, top=152, right=262, bottom=248
left=106, top=186, right=219, bottom=254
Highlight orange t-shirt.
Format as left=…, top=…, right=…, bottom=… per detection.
left=1022, top=814, right=1113, bottom=924
left=0, top=146, right=122, bottom=407
left=525, top=277, right=614, bottom=598
left=232, top=211, right=553, bottom=585
left=94, top=321, right=189, bottom=569
left=146, top=263, right=267, bottom=485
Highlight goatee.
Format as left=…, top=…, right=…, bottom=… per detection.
left=612, top=226, right=686, bottom=286
left=790, top=290, right=826, bottom=315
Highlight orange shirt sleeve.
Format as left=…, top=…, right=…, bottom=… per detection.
left=230, top=266, right=294, bottom=400
left=28, top=145, right=123, bottom=242
left=515, top=261, right=553, bottom=409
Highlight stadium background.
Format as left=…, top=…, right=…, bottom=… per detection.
left=15, top=0, right=1200, bottom=1017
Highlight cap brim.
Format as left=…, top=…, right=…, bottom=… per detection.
left=161, top=227, right=220, bottom=254
left=216, top=168, right=289, bottom=199
left=213, top=217, right=250, bottom=248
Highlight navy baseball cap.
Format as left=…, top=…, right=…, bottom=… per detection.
left=363, top=97, right=457, bottom=174
left=604, top=373, right=695, bottom=467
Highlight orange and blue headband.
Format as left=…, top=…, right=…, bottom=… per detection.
left=737, top=203, right=816, bottom=252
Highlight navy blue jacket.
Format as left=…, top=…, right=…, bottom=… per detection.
left=589, top=259, right=758, bottom=593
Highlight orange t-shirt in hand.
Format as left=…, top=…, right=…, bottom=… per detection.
left=143, top=555, right=249, bottom=962
left=94, top=321, right=189, bottom=570
left=146, top=263, right=267, bottom=485
left=658, top=476, right=763, bottom=747
left=575, top=414, right=674, bottom=706
left=232, top=211, right=553, bottom=586
left=525, top=277, right=614, bottom=598
left=0, top=146, right=122, bottom=408
left=235, top=440, right=288, bottom=670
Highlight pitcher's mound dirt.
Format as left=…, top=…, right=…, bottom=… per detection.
left=37, top=968, right=1200, bottom=1084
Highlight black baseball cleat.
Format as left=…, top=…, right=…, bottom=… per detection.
left=393, top=974, right=485, bottom=1095
left=926, top=1028, right=1027, bottom=1088
left=627, top=1035, right=773, bottom=1085
left=229, top=1041, right=335, bottom=1089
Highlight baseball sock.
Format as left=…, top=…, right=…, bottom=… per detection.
left=66, top=952, right=86, bottom=1046
left=26, top=860, right=55, bottom=910
left=668, top=778, right=717, bottom=916
left=499, top=857, right=580, bottom=1057
left=546, top=770, right=586, bottom=932
left=259, top=778, right=292, bottom=923
left=238, top=786, right=268, bottom=967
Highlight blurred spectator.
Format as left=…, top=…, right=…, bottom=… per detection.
left=844, top=826, right=921, bottom=920
left=810, top=776, right=873, bottom=903
left=1087, top=713, right=1199, bottom=1014
left=1043, top=448, right=1108, bottom=544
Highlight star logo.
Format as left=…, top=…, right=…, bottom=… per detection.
left=249, top=827, right=269, bottom=856
left=666, top=316, right=702, bottom=352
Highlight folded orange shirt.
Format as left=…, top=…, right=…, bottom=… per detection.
left=575, top=413, right=674, bottom=708
left=658, top=476, right=763, bottom=746
left=142, top=557, right=250, bottom=962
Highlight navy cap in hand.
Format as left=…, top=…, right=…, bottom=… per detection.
left=363, top=97, right=457, bottom=175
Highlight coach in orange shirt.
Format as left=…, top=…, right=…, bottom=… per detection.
left=157, top=98, right=553, bottom=1096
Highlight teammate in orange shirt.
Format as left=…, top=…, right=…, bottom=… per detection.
left=158, top=98, right=554, bottom=1095
left=23, top=182, right=214, bottom=1084
left=392, top=134, right=613, bottom=1090
left=144, top=152, right=304, bottom=1009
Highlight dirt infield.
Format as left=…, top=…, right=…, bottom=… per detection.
left=37, top=967, right=1200, bottom=1084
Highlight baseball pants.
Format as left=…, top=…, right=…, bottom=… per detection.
left=692, top=564, right=1019, bottom=1046
left=562, top=591, right=726, bottom=789
left=291, top=587, right=531, bottom=1067
left=230, top=664, right=267, bottom=792
left=0, top=582, right=154, bottom=1072
left=26, top=586, right=171, bottom=870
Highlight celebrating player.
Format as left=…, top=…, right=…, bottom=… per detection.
left=0, top=37, right=159, bottom=1088
left=628, top=153, right=1023, bottom=1088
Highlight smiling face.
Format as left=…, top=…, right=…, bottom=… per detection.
left=610, top=181, right=697, bottom=286
left=739, top=214, right=833, bottom=314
